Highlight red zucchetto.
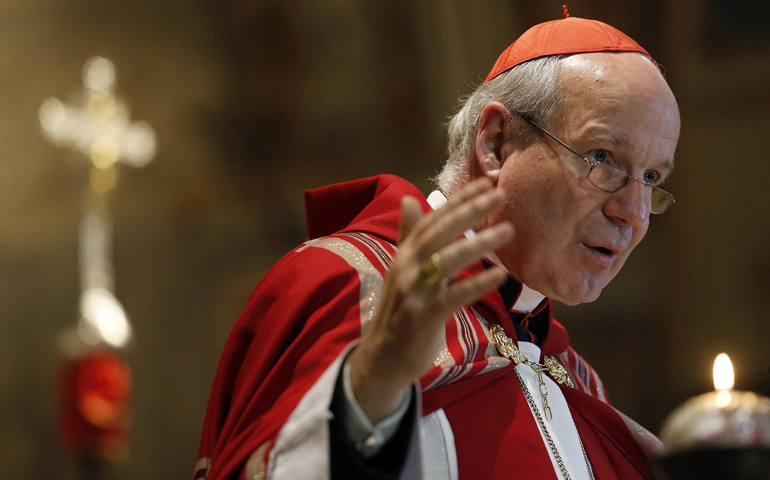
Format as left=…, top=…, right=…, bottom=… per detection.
left=485, top=15, right=653, bottom=83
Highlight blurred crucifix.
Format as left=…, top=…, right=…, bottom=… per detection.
left=39, top=56, right=156, bottom=478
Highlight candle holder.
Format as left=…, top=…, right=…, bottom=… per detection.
left=655, top=354, right=770, bottom=480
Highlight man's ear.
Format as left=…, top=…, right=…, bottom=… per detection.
left=475, top=102, right=511, bottom=184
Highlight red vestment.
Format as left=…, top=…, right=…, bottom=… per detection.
left=195, top=174, right=654, bottom=480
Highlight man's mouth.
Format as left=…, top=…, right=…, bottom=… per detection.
left=584, top=243, right=618, bottom=263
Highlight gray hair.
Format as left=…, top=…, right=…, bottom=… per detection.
left=435, top=56, right=566, bottom=196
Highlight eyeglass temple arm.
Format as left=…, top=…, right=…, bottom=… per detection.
left=518, top=114, right=591, bottom=165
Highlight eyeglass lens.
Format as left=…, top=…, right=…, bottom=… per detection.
left=587, top=163, right=673, bottom=214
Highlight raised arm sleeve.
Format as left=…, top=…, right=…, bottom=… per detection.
left=195, top=235, right=423, bottom=480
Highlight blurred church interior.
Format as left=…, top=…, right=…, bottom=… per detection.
left=2, top=0, right=769, bottom=478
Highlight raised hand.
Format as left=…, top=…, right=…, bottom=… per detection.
left=349, top=178, right=514, bottom=422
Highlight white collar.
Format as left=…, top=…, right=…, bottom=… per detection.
left=426, top=190, right=545, bottom=314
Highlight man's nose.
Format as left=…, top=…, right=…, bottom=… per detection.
left=603, top=179, right=649, bottom=226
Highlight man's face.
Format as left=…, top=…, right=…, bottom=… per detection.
left=487, top=52, right=681, bottom=305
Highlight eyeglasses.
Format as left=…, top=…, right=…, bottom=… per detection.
left=521, top=116, right=676, bottom=214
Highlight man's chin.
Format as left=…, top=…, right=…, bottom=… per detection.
left=554, top=292, right=601, bottom=306
left=544, top=277, right=607, bottom=306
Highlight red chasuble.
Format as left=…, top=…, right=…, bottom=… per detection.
left=195, top=174, right=655, bottom=480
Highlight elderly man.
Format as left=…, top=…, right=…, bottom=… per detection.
left=195, top=12, right=680, bottom=480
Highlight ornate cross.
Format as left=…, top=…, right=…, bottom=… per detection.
left=39, top=57, right=157, bottom=349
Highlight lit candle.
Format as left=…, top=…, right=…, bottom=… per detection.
left=713, top=353, right=734, bottom=391
left=655, top=354, right=770, bottom=479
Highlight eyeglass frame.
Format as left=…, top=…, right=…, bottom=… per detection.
left=518, top=115, right=676, bottom=214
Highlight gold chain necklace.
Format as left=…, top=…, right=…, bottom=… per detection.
left=514, top=368, right=595, bottom=480
left=491, top=324, right=575, bottom=419
left=491, top=324, right=594, bottom=480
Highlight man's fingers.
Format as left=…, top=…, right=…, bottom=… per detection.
left=437, top=221, right=514, bottom=279
left=416, top=187, right=506, bottom=256
left=407, top=178, right=495, bottom=243
left=398, top=196, right=424, bottom=244
left=437, top=267, right=508, bottom=316
left=444, top=177, right=493, bottom=209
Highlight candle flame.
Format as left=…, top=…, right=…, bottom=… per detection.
left=713, top=353, right=734, bottom=391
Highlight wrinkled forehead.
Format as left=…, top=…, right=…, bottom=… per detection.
left=555, top=52, right=679, bottom=124
left=554, top=53, right=681, bottom=162
left=557, top=52, right=668, bottom=95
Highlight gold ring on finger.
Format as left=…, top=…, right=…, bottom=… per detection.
left=417, top=252, right=444, bottom=288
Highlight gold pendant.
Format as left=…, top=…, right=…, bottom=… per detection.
left=490, top=325, right=574, bottom=388
left=491, top=325, right=522, bottom=363
left=544, top=356, right=575, bottom=388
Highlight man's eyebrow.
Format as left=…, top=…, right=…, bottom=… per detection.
left=583, top=129, right=675, bottom=172
left=658, top=157, right=675, bottom=173
left=582, top=130, right=633, bottom=149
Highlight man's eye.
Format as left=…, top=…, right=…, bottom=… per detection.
left=643, top=170, right=660, bottom=185
left=587, top=149, right=609, bottom=163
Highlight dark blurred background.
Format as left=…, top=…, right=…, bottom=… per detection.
left=2, top=0, right=769, bottom=478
